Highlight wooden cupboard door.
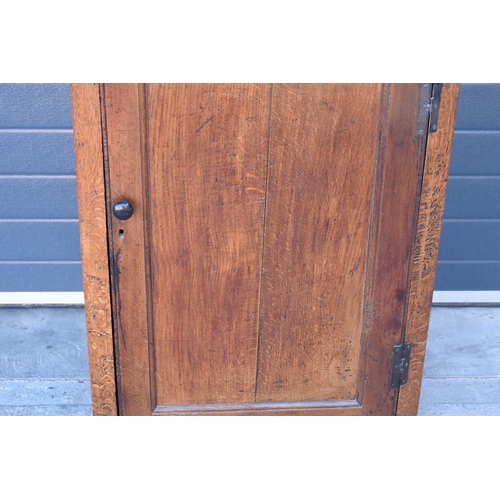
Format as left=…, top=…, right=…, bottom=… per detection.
left=103, top=83, right=429, bottom=415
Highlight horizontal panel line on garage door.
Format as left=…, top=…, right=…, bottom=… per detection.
left=454, top=130, right=500, bottom=134
left=0, top=219, right=79, bottom=222
left=0, top=129, right=73, bottom=133
left=448, top=175, right=500, bottom=179
left=0, top=261, right=82, bottom=264
left=442, top=219, right=500, bottom=222
left=439, top=260, right=500, bottom=264
left=0, top=175, right=76, bottom=179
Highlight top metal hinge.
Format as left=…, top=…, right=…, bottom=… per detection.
left=389, top=342, right=412, bottom=389
left=428, top=83, right=443, bottom=133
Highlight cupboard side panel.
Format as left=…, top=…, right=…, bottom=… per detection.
left=397, top=83, right=460, bottom=416
left=71, top=83, right=117, bottom=416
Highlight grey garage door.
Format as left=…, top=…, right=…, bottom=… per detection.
left=434, top=84, right=500, bottom=292
left=0, top=84, right=82, bottom=292
left=0, top=83, right=498, bottom=295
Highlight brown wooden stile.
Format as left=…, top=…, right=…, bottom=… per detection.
left=356, top=83, right=430, bottom=415
left=102, top=84, right=154, bottom=415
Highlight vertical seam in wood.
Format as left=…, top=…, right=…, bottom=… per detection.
left=357, top=83, right=392, bottom=409
left=254, top=83, right=274, bottom=402
left=100, top=83, right=123, bottom=415
left=139, top=83, right=157, bottom=413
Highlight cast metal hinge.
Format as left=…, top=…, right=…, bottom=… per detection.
left=428, top=83, right=443, bottom=133
left=389, top=342, right=412, bottom=389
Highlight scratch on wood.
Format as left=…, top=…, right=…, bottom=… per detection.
left=176, top=225, right=213, bottom=264
left=196, top=115, right=215, bottom=133
left=326, top=128, right=349, bottom=137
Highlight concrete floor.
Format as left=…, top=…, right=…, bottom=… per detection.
left=0, top=306, right=498, bottom=416
left=418, top=307, right=500, bottom=416
left=0, top=307, right=91, bottom=416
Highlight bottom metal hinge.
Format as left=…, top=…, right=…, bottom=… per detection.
left=390, top=342, right=412, bottom=389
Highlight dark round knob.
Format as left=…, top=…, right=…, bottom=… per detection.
left=113, top=200, right=134, bottom=220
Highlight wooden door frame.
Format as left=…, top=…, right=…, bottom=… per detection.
left=71, top=83, right=459, bottom=416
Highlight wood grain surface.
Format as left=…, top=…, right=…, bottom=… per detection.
left=255, top=84, right=381, bottom=403
left=71, top=84, right=117, bottom=416
left=146, top=84, right=272, bottom=406
left=396, top=83, right=460, bottom=416
left=359, top=84, right=429, bottom=415
left=74, top=83, right=457, bottom=415
left=103, top=84, right=153, bottom=415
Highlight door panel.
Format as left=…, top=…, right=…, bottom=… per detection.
left=256, top=84, right=381, bottom=403
left=147, top=84, right=271, bottom=406
left=103, top=83, right=428, bottom=415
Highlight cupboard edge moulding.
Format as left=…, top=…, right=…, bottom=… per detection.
left=71, top=83, right=459, bottom=416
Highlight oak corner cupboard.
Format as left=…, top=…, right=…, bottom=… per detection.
left=71, top=83, right=459, bottom=416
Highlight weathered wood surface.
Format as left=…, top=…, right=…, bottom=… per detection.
left=255, top=84, right=381, bottom=403
left=358, top=84, right=430, bottom=415
left=71, top=83, right=117, bottom=416
left=73, top=84, right=457, bottom=415
left=396, top=83, right=460, bottom=416
left=147, top=84, right=271, bottom=406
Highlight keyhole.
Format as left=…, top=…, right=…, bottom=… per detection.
left=119, top=229, right=124, bottom=239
